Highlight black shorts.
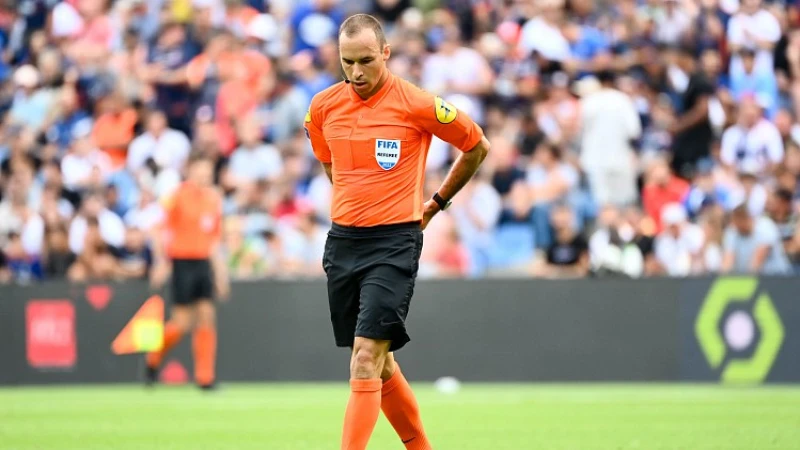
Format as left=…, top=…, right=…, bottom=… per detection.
left=323, top=222, right=424, bottom=352
left=171, top=259, right=213, bottom=305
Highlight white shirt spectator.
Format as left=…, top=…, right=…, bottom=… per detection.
left=720, top=119, right=783, bottom=175
left=69, top=210, right=126, bottom=254
left=124, top=202, right=165, bottom=232
left=728, top=182, right=768, bottom=217
left=0, top=201, right=45, bottom=255
left=654, top=6, right=692, bottom=45
left=421, top=49, right=490, bottom=124
left=127, top=128, right=191, bottom=173
left=655, top=204, right=705, bottom=276
left=518, top=17, right=571, bottom=62
left=278, top=223, right=327, bottom=269
left=228, top=144, right=283, bottom=182
left=579, top=86, right=642, bottom=206
left=61, top=149, right=113, bottom=191
left=727, top=8, right=781, bottom=71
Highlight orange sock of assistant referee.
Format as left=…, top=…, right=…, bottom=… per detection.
left=382, top=365, right=432, bottom=450
left=342, top=378, right=382, bottom=450
left=145, top=322, right=183, bottom=369
left=192, top=326, right=216, bottom=386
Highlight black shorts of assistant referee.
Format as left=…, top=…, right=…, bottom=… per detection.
left=323, top=221, right=424, bottom=352
left=171, top=259, right=214, bottom=305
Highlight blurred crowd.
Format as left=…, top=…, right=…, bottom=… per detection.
left=1, top=0, right=800, bottom=284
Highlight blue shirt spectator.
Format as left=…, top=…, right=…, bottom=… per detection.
left=290, top=1, right=344, bottom=54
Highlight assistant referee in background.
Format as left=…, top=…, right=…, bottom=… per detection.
left=146, top=153, right=230, bottom=390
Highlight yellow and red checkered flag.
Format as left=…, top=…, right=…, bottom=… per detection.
left=111, top=295, right=165, bottom=355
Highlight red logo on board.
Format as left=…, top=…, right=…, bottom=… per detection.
left=26, top=300, right=77, bottom=369
left=85, top=285, right=113, bottom=310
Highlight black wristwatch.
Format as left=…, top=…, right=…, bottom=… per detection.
left=432, top=192, right=452, bottom=211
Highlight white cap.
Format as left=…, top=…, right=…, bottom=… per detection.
left=246, top=14, right=278, bottom=42
left=661, top=203, right=687, bottom=226
left=13, top=65, right=40, bottom=88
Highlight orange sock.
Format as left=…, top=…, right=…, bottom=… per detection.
left=381, top=365, right=431, bottom=450
left=145, top=322, right=183, bottom=369
left=192, top=326, right=216, bottom=386
left=341, top=378, right=382, bottom=450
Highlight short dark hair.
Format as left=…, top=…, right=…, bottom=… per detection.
left=339, top=14, right=386, bottom=47
left=187, top=151, right=213, bottom=166
left=775, top=188, right=793, bottom=203
left=732, top=203, right=751, bottom=219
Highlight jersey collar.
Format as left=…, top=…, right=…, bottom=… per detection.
left=348, top=72, right=394, bottom=108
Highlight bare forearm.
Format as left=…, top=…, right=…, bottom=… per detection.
left=211, top=245, right=228, bottom=286
left=674, top=99, right=709, bottom=134
left=322, top=163, right=332, bottom=183
left=749, top=246, right=769, bottom=272
left=437, top=136, right=490, bottom=200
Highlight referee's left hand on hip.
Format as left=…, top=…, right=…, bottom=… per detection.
left=421, top=199, right=440, bottom=231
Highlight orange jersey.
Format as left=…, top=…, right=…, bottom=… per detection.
left=304, top=73, right=484, bottom=227
left=163, top=182, right=222, bottom=259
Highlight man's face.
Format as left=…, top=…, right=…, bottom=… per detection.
left=742, top=54, right=755, bottom=73
left=147, top=112, right=167, bottom=135
left=339, top=28, right=390, bottom=99
left=189, top=160, right=214, bottom=187
left=739, top=100, right=761, bottom=127
left=733, top=214, right=754, bottom=235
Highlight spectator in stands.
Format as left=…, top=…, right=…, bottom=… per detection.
left=642, top=157, right=691, bottom=233
left=289, top=0, right=344, bottom=55
left=531, top=204, right=589, bottom=278
left=46, top=86, right=90, bottom=153
left=527, top=142, right=581, bottom=249
left=727, top=0, right=781, bottom=73
left=730, top=162, right=769, bottom=217
left=61, top=119, right=113, bottom=194
left=578, top=70, right=641, bottom=208
left=278, top=203, right=327, bottom=278
left=127, top=109, right=191, bottom=176
left=684, top=160, right=733, bottom=219
left=8, top=65, right=53, bottom=133
left=42, top=224, right=75, bottom=279
left=490, top=181, right=536, bottom=274
left=67, top=217, right=117, bottom=282
left=720, top=95, right=784, bottom=177
left=668, top=44, right=716, bottom=180
left=0, top=173, right=45, bottom=258
left=588, top=204, right=644, bottom=278
left=729, top=48, right=779, bottom=118
left=722, top=203, right=793, bottom=275
left=654, top=203, right=705, bottom=276
left=228, top=112, right=283, bottom=186
left=766, top=187, right=798, bottom=249
left=112, top=225, right=153, bottom=280
left=91, top=90, right=138, bottom=169
left=68, top=190, right=125, bottom=257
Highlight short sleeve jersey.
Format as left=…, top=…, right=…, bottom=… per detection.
left=304, top=73, right=484, bottom=227
left=163, top=182, right=223, bottom=259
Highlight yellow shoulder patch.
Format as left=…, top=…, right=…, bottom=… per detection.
left=304, top=109, right=311, bottom=123
left=434, top=96, right=457, bottom=124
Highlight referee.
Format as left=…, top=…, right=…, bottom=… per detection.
left=146, top=153, right=230, bottom=390
left=304, top=14, right=490, bottom=450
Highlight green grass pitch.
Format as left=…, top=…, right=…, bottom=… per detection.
left=1, top=383, right=799, bottom=449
